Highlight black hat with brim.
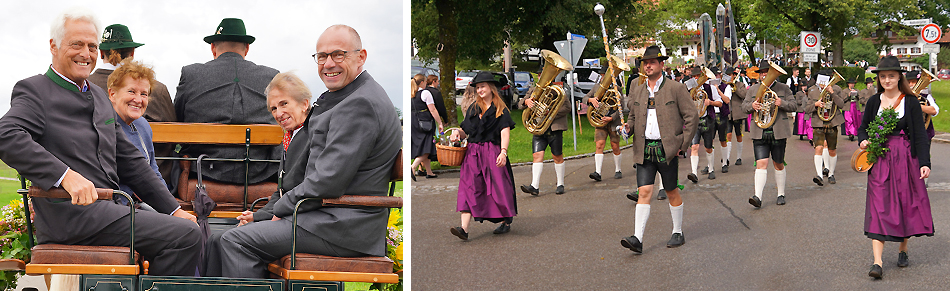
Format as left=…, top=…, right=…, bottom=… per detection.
left=710, top=67, right=721, bottom=75
left=847, top=78, right=856, bottom=84
left=865, top=77, right=874, bottom=84
left=755, top=60, right=770, bottom=73
left=724, top=67, right=736, bottom=75
left=690, top=67, right=702, bottom=76
left=639, top=45, right=669, bottom=62
left=471, top=71, right=501, bottom=86
left=99, top=24, right=144, bottom=51
left=203, top=18, right=256, bottom=44
left=871, top=56, right=905, bottom=73
left=905, top=71, right=920, bottom=80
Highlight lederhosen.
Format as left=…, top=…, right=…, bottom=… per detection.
left=692, top=83, right=716, bottom=149
left=752, top=83, right=787, bottom=164
left=717, top=83, right=731, bottom=141
left=638, top=94, right=679, bottom=190
left=812, top=87, right=839, bottom=151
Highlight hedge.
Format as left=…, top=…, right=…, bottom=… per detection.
left=776, top=66, right=867, bottom=88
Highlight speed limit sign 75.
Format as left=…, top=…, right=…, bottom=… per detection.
left=922, top=23, right=941, bottom=44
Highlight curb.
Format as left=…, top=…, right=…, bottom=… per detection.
left=430, top=144, right=635, bottom=174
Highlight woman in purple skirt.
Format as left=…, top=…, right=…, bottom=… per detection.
left=448, top=72, right=517, bottom=240
left=858, top=56, right=933, bottom=279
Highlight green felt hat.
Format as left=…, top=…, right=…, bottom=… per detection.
left=203, top=18, right=255, bottom=44
left=99, top=24, right=144, bottom=51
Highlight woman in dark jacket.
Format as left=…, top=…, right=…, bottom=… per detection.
left=410, top=74, right=443, bottom=180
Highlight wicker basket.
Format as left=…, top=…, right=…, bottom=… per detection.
left=436, top=144, right=467, bottom=166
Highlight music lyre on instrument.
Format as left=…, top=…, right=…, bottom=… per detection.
left=912, top=69, right=938, bottom=125
left=589, top=3, right=630, bottom=129
left=752, top=61, right=786, bottom=129
left=818, top=70, right=845, bottom=122
left=689, top=66, right=716, bottom=117
left=522, top=49, right=572, bottom=135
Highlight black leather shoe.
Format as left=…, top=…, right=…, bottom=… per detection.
left=735, top=158, right=742, bottom=165
left=520, top=185, right=540, bottom=196
left=589, top=172, right=602, bottom=181
left=415, top=170, right=426, bottom=177
left=555, top=185, right=565, bottom=195
left=868, top=264, right=883, bottom=279
left=823, top=168, right=829, bottom=177
left=701, top=166, right=710, bottom=175
left=776, top=195, right=786, bottom=205
left=898, top=251, right=909, bottom=267
left=667, top=233, right=685, bottom=248
left=657, top=189, right=667, bottom=200
left=708, top=171, right=716, bottom=180
left=828, top=175, right=836, bottom=184
left=614, top=171, right=622, bottom=179
left=493, top=223, right=510, bottom=234
left=813, top=176, right=824, bottom=186
left=426, top=174, right=438, bottom=178
left=722, top=164, right=729, bottom=173
left=411, top=173, right=416, bottom=182
left=450, top=227, right=468, bottom=240
left=626, top=191, right=639, bottom=202
left=621, top=236, right=643, bottom=253
left=749, top=196, right=762, bottom=208
left=687, top=173, right=698, bottom=183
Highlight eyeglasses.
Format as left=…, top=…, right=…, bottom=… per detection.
left=312, top=49, right=361, bottom=65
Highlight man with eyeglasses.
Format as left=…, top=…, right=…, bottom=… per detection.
left=173, top=18, right=281, bottom=185
left=204, top=24, right=401, bottom=278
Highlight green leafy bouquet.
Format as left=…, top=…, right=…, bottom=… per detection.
left=865, top=108, right=899, bottom=164
left=371, top=208, right=403, bottom=291
left=1, top=199, right=33, bottom=290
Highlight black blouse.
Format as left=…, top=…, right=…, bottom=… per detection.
left=460, top=104, right=515, bottom=145
left=857, top=93, right=930, bottom=168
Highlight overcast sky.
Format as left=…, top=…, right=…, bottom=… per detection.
left=0, top=0, right=406, bottom=116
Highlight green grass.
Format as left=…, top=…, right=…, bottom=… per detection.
left=930, top=81, right=950, bottom=133
left=0, top=160, right=21, bottom=206
left=431, top=108, right=630, bottom=170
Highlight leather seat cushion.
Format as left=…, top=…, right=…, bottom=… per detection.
left=275, top=254, right=393, bottom=274
left=30, top=244, right=139, bottom=265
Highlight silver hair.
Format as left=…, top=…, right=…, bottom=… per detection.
left=265, top=71, right=313, bottom=105
left=50, top=7, right=101, bottom=48
left=324, top=24, right=362, bottom=49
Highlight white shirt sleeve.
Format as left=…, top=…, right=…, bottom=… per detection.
left=53, top=168, right=69, bottom=187
left=420, top=89, right=434, bottom=105
left=927, top=95, right=939, bottom=116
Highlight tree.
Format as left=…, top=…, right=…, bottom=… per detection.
left=843, top=38, right=879, bottom=64
left=939, top=46, right=950, bottom=69
left=660, top=0, right=765, bottom=66
left=910, top=55, right=930, bottom=68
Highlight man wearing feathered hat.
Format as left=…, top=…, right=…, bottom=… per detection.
left=743, top=60, right=797, bottom=208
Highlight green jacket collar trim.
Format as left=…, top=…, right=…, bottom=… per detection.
left=45, top=67, right=82, bottom=92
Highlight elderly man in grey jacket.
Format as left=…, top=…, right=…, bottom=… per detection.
left=205, top=24, right=401, bottom=278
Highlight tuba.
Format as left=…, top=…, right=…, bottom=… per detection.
left=817, top=70, right=844, bottom=122
left=588, top=55, right=630, bottom=128
left=752, top=61, right=787, bottom=129
left=523, top=49, right=573, bottom=135
left=689, top=66, right=716, bottom=117
left=911, top=69, right=938, bottom=125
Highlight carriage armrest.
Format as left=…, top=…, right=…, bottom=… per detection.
left=322, top=195, right=402, bottom=208
left=0, top=259, right=25, bottom=271
left=23, top=186, right=114, bottom=200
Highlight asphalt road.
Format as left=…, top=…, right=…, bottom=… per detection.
left=410, top=134, right=950, bottom=290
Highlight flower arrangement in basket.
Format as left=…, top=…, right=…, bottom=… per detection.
left=370, top=208, right=403, bottom=291
left=435, top=128, right=467, bottom=167
left=1, top=199, right=33, bottom=290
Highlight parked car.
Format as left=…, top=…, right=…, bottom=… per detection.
left=513, top=71, right=534, bottom=97
left=455, top=70, right=478, bottom=95
left=411, top=66, right=439, bottom=78
left=938, top=69, right=950, bottom=81
left=490, top=72, right=516, bottom=108
left=560, top=65, right=601, bottom=101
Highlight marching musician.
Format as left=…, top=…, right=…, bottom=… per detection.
left=842, top=78, right=862, bottom=140
left=620, top=46, right=698, bottom=253
left=906, top=71, right=939, bottom=140
left=802, top=70, right=847, bottom=186
left=520, top=79, right=572, bottom=195
left=858, top=77, right=876, bottom=112
left=711, top=67, right=734, bottom=173
left=686, top=66, right=724, bottom=183
left=743, top=60, right=797, bottom=208
left=724, top=67, right=748, bottom=166
left=587, top=66, right=625, bottom=182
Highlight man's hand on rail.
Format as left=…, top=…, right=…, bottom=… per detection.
left=61, top=169, right=96, bottom=206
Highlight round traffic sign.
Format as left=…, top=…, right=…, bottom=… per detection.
left=921, top=23, right=941, bottom=44
left=804, top=33, right=818, bottom=47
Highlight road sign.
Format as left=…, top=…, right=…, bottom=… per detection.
left=554, top=39, right=588, bottom=66
left=922, top=23, right=942, bottom=44
left=922, top=43, right=940, bottom=54
left=802, top=53, right=818, bottom=63
left=902, top=18, right=932, bottom=28
left=800, top=31, right=821, bottom=53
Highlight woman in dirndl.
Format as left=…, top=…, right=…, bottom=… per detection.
left=448, top=71, right=517, bottom=240
left=858, top=56, right=933, bottom=279
left=410, top=74, right=444, bottom=181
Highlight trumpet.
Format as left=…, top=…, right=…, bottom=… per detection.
left=588, top=55, right=630, bottom=128
left=690, top=66, right=716, bottom=117
left=817, top=70, right=844, bottom=122
left=752, top=61, right=787, bottom=129
left=912, top=69, right=938, bottom=125
left=522, top=49, right=573, bottom=135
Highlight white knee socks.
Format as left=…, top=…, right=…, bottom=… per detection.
left=531, top=163, right=543, bottom=188
left=822, top=148, right=831, bottom=171
left=634, top=204, right=651, bottom=242
left=594, top=153, right=604, bottom=174
left=814, top=155, right=824, bottom=176
left=775, top=168, right=786, bottom=197
left=670, top=203, right=684, bottom=234
left=735, top=141, right=744, bottom=161
left=723, top=142, right=732, bottom=166
left=691, top=155, right=699, bottom=174
left=828, top=155, right=837, bottom=175
left=613, top=153, right=622, bottom=173
left=554, top=162, right=565, bottom=186
left=706, top=151, right=715, bottom=173
left=754, top=169, right=767, bottom=199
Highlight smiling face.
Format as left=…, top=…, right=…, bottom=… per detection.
left=316, top=27, right=366, bottom=92
left=267, top=87, right=310, bottom=132
left=878, top=71, right=901, bottom=92
left=642, top=59, right=662, bottom=78
left=108, top=76, right=149, bottom=124
left=475, top=82, right=494, bottom=101
left=51, top=19, right=98, bottom=83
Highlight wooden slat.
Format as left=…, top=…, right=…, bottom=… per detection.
left=150, top=122, right=283, bottom=145
left=25, top=264, right=139, bottom=275
left=0, top=259, right=25, bottom=271
left=28, top=187, right=113, bottom=200
left=268, top=264, right=399, bottom=283
left=322, top=196, right=403, bottom=208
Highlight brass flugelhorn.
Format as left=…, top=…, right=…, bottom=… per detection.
left=588, top=55, right=630, bottom=128
left=752, top=61, right=787, bottom=129
left=817, top=70, right=844, bottom=122
left=690, top=66, right=716, bottom=117
left=522, top=49, right=573, bottom=135
left=912, top=69, right=938, bottom=125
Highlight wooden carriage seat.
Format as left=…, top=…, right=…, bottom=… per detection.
left=267, top=149, right=403, bottom=284
left=150, top=122, right=283, bottom=214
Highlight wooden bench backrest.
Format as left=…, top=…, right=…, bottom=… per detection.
left=150, top=122, right=283, bottom=145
